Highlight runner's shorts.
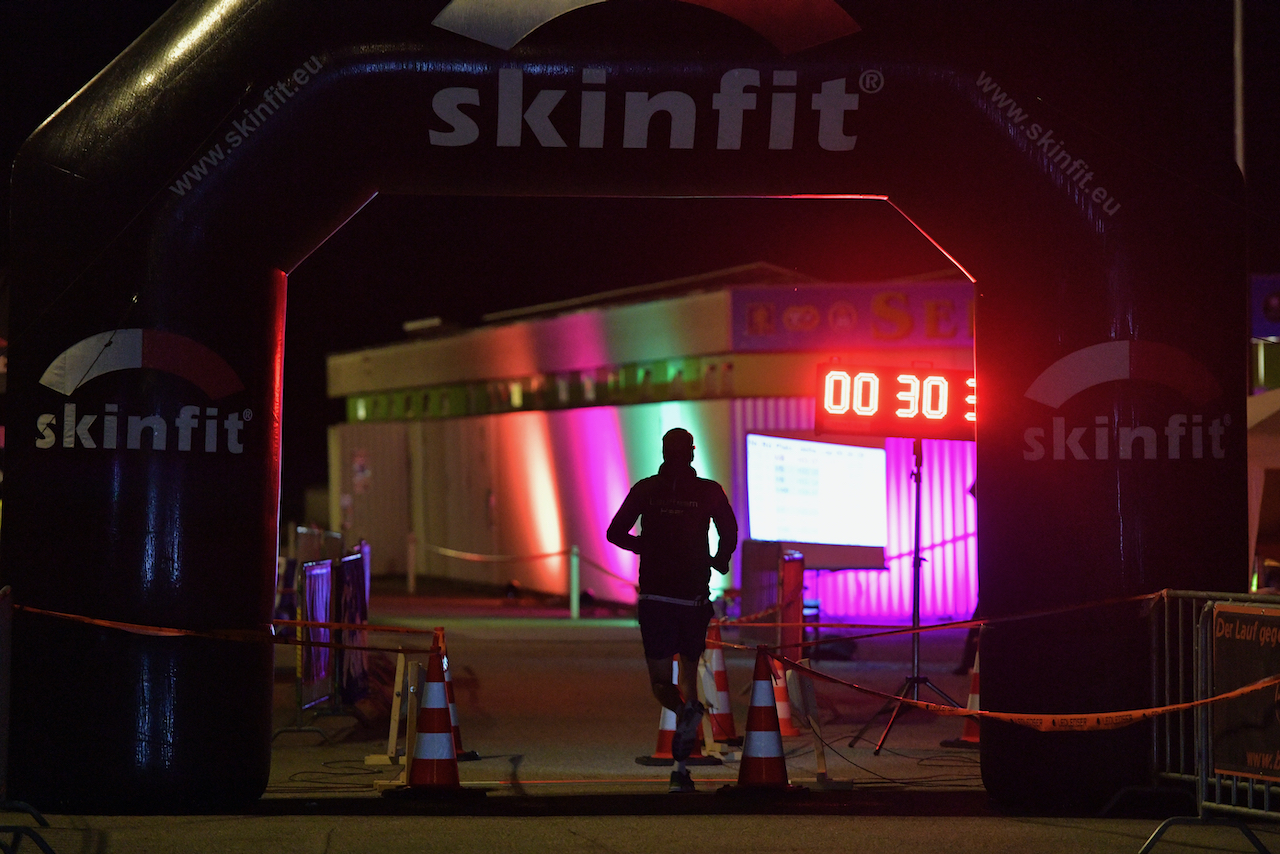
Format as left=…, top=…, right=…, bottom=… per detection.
left=638, top=598, right=715, bottom=660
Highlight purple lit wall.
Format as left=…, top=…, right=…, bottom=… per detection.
left=731, top=398, right=977, bottom=623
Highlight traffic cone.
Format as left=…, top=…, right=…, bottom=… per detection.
left=635, top=657, right=722, bottom=766
left=720, top=647, right=804, bottom=793
left=941, top=651, right=980, bottom=749
left=434, top=627, right=480, bottom=761
left=770, top=657, right=801, bottom=737
left=406, top=651, right=461, bottom=789
left=701, top=621, right=742, bottom=745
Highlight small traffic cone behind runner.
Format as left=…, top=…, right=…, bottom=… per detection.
left=406, top=651, right=461, bottom=789
left=770, top=657, right=801, bottom=737
left=433, top=626, right=480, bottom=761
left=720, top=647, right=804, bottom=793
left=636, top=657, right=722, bottom=767
left=702, top=621, right=741, bottom=745
left=941, top=651, right=981, bottom=749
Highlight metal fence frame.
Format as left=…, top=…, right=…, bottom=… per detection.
left=1145, top=590, right=1280, bottom=853
left=272, top=548, right=372, bottom=741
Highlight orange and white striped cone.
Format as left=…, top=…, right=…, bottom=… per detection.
left=720, top=647, right=804, bottom=793
left=770, top=657, right=802, bottom=737
left=636, top=657, right=722, bottom=767
left=942, top=651, right=980, bottom=749
left=406, top=651, right=461, bottom=789
left=702, top=621, right=742, bottom=746
left=382, top=652, right=486, bottom=799
left=434, top=627, right=480, bottom=761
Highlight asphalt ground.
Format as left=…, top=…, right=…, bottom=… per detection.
left=7, top=588, right=1280, bottom=853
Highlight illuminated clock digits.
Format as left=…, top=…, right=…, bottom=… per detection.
left=852, top=372, right=879, bottom=416
left=895, top=374, right=919, bottom=418
left=823, top=370, right=851, bottom=414
left=965, top=377, right=977, bottom=422
left=922, top=376, right=948, bottom=419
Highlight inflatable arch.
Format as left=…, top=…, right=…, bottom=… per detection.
left=5, top=0, right=1244, bottom=809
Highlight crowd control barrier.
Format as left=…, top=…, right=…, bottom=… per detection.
left=334, top=543, right=372, bottom=705
left=274, top=526, right=344, bottom=640
left=273, top=543, right=372, bottom=740
left=1144, top=590, right=1280, bottom=853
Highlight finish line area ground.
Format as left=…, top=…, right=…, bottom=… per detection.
left=20, top=587, right=1280, bottom=854
left=267, top=585, right=982, bottom=804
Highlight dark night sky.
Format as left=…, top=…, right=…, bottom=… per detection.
left=3, top=1, right=1278, bottom=524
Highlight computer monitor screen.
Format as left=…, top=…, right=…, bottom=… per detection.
left=746, top=433, right=887, bottom=549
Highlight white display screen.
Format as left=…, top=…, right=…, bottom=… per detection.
left=746, top=434, right=887, bottom=547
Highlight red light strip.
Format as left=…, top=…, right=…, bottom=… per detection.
left=663, top=193, right=977, bottom=283
left=885, top=199, right=977, bottom=283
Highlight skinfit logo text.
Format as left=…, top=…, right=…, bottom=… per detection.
left=37, top=404, right=249, bottom=453
left=35, top=328, right=250, bottom=455
left=1021, top=341, right=1229, bottom=463
left=428, top=68, right=867, bottom=152
left=1023, top=413, right=1227, bottom=461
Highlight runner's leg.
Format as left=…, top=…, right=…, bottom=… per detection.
left=678, top=653, right=700, bottom=708
left=647, top=656, right=682, bottom=712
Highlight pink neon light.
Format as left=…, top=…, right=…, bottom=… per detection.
left=732, top=398, right=976, bottom=623
left=549, top=406, right=639, bottom=602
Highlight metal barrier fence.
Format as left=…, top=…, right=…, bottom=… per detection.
left=273, top=545, right=372, bottom=741
left=272, top=559, right=336, bottom=741
left=275, top=526, right=345, bottom=640
left=1146, top=590, right=1280, bottom=853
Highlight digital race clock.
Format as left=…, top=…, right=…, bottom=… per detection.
left=815, top=364, right=975, bottom=440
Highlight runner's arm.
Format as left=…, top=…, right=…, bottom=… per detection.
left=710, top=487, right=738, bottom=574
left=606, top=488, right=644, bottom=554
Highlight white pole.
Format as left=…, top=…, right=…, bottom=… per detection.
left=570, top=545, right=581, bottom=620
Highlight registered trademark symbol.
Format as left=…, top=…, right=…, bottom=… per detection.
left=859, top=69, right=884, bottom=94
left=243, top=409, right=253, bottom=421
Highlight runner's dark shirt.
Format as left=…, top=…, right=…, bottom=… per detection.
left=606, top=462, right=738, bottom=600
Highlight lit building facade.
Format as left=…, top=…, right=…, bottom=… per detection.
left=326, top=265, right=976, bottom=622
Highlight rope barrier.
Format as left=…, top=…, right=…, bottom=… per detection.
left=19, top=589, right=1273, bottom=736
left=576, top=554, right=640, bottom=590
left=275, top=617, right=437, bottom=635
left=16, top=605, right=429, bottom=655
left=417, top=540, right=639, bottom=591
left=16, top=604, right=271, bottom=642
left=714, top=591, right=1165, bottom=653
left=419, top=542, right=568, bottom=563
left=721, top=589, right=814, bottom=627
left=725, top=619, right=981, bottom=631
left=768, top=650, right=1280, bottom=734
left=15, top=589, right=1167, bottom=650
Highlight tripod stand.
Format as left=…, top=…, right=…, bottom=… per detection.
left=852, top=437, right=960, bottom=754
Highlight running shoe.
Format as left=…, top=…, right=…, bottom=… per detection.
left=671, top=699, right=705, bottom=761
left=668, top=768, right=695, bottom=793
